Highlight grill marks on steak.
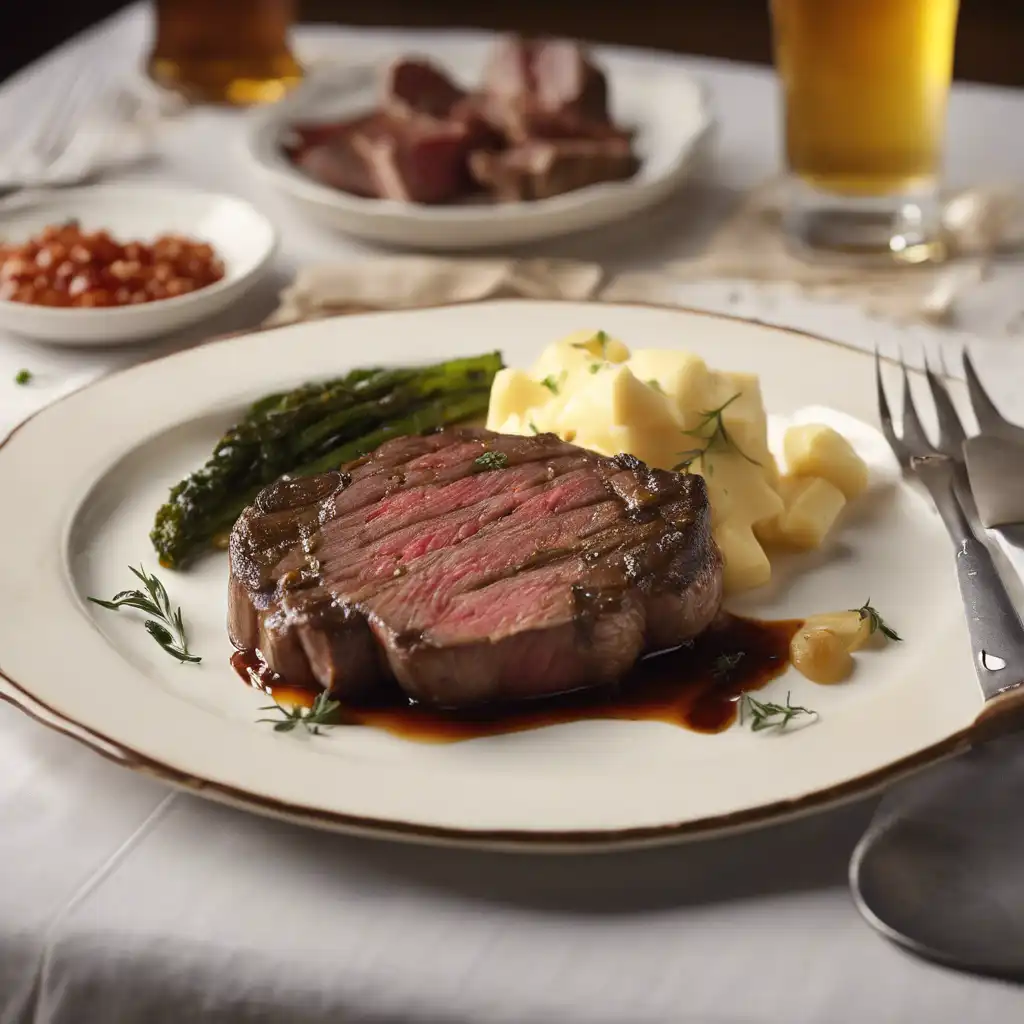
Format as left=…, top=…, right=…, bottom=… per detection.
left=228, top=428, right=723, bottom=708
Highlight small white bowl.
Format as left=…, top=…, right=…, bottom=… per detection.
left=245, top=55, right=711, bottom=251
left=0, top=185, right=278, bottom=346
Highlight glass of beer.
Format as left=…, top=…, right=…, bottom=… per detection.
left=147, top=0, right=303, bottom=106
left=770, top=0, right=960, bottom=262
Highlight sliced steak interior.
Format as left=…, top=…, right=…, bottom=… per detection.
left=229, top=428, right=723, bottom=708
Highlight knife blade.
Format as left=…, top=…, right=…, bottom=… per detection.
left=963, top=434, right=1024, bottom=528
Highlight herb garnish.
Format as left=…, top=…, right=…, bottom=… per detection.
left=528, top=420, right=539, bottom=434
left=89, top=566, right=200, bottom=663
left=588, top=363, right=604, bottom=375
left=712, top=651, right=745, bottom=679
left=672, top=393, right=760, bottom=473
left=647, top=379, right=665, bottom=395
left=541, top=373, right=565, bottom=395
left=853, top=600, right=902, bottom=642
left=572, top=329, right=610, bottom=360
left=14, top=369, right=32, bottom=385
left=258, top=690, right=341, bottom=735
left=739, top=691, right=817, bottom=732
left=474, top=450, right=509, bottom=471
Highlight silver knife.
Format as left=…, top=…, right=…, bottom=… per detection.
left=963, top=434, right=1024, bottom=529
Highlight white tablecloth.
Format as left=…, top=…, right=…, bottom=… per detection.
left=3, top=6, right=1024, bottom=1022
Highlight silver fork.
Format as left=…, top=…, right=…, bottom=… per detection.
left=876, top=351, right=1024, bottom=704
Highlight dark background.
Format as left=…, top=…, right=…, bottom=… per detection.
left=4, top=0, right=1024, bottom=87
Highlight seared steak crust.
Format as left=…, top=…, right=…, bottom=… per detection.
left=228, top=428, right=723, bottom=708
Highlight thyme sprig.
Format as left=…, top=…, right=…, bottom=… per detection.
left=474, top=450, right=509, bottom=471
left=853, top=600, right=902, bottom=642
left=673, top=393, right=760, bottom=473
left=739, top=691, right=817, bottom=732
left=89, top=565, right=200, bottom=663
left=541, top=372, right=566, bottom=395
left=258, top=690, right=341, bottom=735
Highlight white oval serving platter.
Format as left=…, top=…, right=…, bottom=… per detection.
left=0, top=301, right=1000, bottom=851
left=245, top=51, right=711, bottom=250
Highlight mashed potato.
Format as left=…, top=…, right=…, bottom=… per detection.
left=486, top=330, right=868, bottom=594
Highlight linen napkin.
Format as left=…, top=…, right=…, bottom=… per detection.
left=264, top=256, right=605, bottom=326
left=255, top=254, right=1024, bottom=392
left=656, top=177, right=1024, bottom=329
left=0, top=68, right=181, bottom=192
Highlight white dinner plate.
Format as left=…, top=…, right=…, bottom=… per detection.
left=245, top=52, right=711, bottom=250
left=0, top=301, right=1008, bottom=851
left=0, top=185, right=277, bottom=345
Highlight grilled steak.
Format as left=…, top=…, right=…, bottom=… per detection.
left=228, top=428, right=723, bottom=708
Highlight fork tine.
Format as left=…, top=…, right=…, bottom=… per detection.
left=923, top=352, right=967, bottom=458
left=962, top=348, right=1004, bottom=430
left=962, top=348, right=1024, bottom=445
left=875, top=349, right=910, bottom=468
left=899, top=352, right=934, bottom=455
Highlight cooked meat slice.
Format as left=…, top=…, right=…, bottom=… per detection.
left=384, top=57, right=466, bottom=119
left=480, top=35, right=612, bottom=142
left=229, top=428, right=724, bottom=708
left=469, top=137, right=639, bottom=201
left=531, top=38, right=610, bottom=124
left=292, top=112, right=473, bottom=204
left=288, top=112, right=391, bottom=197
left=352, top=118, right=472, bottom=203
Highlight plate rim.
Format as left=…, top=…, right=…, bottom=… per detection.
left=0, top=670, right=972, bottom=852
left=0, top=298, right=1015, bottom=852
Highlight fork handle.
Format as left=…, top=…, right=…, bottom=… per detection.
left=953, top=535, right=1024, bottom=702
left=915, top=456, right=1024, bottom=703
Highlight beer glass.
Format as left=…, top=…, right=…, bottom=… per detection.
left=147, top=0, right=303, bottom=106
left=770, top=0, right=960, bottom=262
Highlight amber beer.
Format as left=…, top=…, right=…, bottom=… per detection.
left=148, top=0, right=303, bottom=106
left=770, top=0, right=959, bottom=256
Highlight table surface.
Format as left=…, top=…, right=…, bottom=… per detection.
left=3, top=5, right=1024, bottom=1022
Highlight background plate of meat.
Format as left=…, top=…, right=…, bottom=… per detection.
left=246, top=35, right=710, bottom=249
left=0, top=300, right=992, bottom=851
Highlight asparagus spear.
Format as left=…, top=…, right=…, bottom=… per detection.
left=150, top=353, right=502, bottom=568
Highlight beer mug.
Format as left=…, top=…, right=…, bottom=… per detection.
left=147, top=0, right=303, bottom=106
left=770, top=0, right=960, bottom=261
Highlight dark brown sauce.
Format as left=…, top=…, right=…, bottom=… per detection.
left=231, top=614, right=801, bottom=744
